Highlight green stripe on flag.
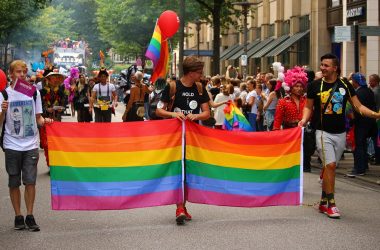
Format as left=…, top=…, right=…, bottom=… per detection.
left=50, top=161, right=182, bottom=182
left=186, top=160, right=300, bottom=183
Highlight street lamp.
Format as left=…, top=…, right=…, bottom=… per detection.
left=232, top=1, right=257, bottom=80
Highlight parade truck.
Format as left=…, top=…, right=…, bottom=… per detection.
left=53, top=47, right=85, bottom=68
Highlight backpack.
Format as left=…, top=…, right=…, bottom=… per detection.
left=148, top=90, right=163, bottom=120
left=0, top=89, right=37, bottom=151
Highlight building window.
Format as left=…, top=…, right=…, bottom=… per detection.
left=299, top=15, right=310, bottom=32
left=269, top=24, right=275, bottom=37
left=297, top=35, right=310, bottom=66
left=256, top=27, right=261, bottom=40
left=282, top=21, right=290, bottom=36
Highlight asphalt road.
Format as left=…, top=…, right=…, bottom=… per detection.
left=0, top=105, right=379, bottom=250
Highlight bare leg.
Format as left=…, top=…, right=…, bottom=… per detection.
left=9, top=187, right=22, bottom=216
left=25, top=184, right=36, bottom=215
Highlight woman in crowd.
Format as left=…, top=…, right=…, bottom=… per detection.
left=75, top=74, right=92, bottom=122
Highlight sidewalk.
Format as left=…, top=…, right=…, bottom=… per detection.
left=310, top=152, right=380, bottom=185
left=61, top=104, right=380, bottom=186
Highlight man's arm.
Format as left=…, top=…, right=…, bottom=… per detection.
left=89, top=90, right=96, bottom=113
left=187, top=102, right=210, bottom=121
left=299, top=98, right=314, bottom=127
left=350, top=95, right=380, bottom=119
left=156, top=102, right=186, bottom=120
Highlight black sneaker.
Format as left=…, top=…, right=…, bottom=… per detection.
left=14, top=215, right=25, bottom=230
left=25, top=215, right=40, bottom=232
left=346, top=171, right=365, bottom=178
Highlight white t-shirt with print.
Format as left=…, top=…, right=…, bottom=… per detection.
left=0, top=87, right=42, bottom=151
left=246, top=90, right=258, bottom=114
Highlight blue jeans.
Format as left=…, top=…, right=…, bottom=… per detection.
left=247, top=113, right=257, bottom=132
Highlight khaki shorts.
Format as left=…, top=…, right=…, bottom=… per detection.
left=315, top=130, right=346, bottom=166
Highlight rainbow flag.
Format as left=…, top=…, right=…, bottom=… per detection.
left=185, top=121, right=302, bottom=207
left=149, top=39, right=169, bottom=84
left=223, top=100, right=253, bottom=132
left=145, top=23, right=169, bottom=84
left=145, top=23, right=162, bottom=68
left=47, top=120, right=184, bottom=210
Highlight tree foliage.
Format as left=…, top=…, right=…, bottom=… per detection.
left=11, top=5, right=77, bottom=51
left=0, top=0, right=52, bottom=42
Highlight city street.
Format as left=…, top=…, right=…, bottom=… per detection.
left=0, top=104, right=379, bottom=250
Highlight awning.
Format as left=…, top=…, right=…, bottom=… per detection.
left=220, top=44, right=239, bottom=60
left=266, top=30, right=310, bottom=57
left=251, top=35, right=290, bottom=58
left=247, top=38, right=274, bottom=59
left=229, top=40, right=260, bottom=60
left=223, top=45, right=244, bottom=60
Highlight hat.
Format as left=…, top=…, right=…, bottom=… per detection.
left=45, top=72, right=64, bottom=80
left=97, top=67, right=109, bottom=77
left=352, top=73, right=366, bottom=86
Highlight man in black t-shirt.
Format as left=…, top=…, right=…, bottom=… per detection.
left=299, top=53, right=380, bottom=219
left=156, top=56, right=210, bottom=225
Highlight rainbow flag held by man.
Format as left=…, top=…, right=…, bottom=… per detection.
left=223, top=100, right=253, bottom=132
left=185, top=122, right=303, bottom=207
left=145, top=23, right=169, bottom=84
left=47, top=120, right=184, bottom=210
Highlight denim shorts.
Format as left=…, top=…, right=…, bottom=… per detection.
left=5, top=148, right=39, bottom=187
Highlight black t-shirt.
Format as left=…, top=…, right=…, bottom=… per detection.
left=209, top=87, right=220, bottom=100
left=307, top=78, right=356, bottom=133
left=160, top=80, right=210, bottom=115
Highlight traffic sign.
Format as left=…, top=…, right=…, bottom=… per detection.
left=334, top=26, right=352, bottom=42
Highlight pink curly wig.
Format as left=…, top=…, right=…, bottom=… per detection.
left=70, top=67, right=79, bottom=79
left=283, top=66, right=308, bottom=89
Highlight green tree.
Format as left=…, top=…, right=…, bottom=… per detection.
left=0, top=0, right=52, bottom=69
left=11, top=5, right=77, bottom=51
left=193, top=0, right=245, bottom=75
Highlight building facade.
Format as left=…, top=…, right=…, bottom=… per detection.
left=184, top=0, right=379, bottom=78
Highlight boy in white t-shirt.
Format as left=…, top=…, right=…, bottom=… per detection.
left=0, top=60, right=53, bottom=231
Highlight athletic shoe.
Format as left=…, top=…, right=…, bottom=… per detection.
left=326, top=206, right=340, bottom=219
left=175, top=207, right=187, bottom=225
left=14, top=215, right=25, bottom=230
left=318, top=204, right=328, bottom=214
left=346, top=171, right=365, bottom=178
left=25, top=215, right=40, bottom=232
left=184, top=207, right=192, bottom=221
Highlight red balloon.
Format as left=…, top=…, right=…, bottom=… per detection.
left=0, top=69, right=7, bottom=91
left=157, top=10, right=180, bottom=39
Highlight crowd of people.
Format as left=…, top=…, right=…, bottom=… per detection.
left=1, top=53, right=380, bottom=230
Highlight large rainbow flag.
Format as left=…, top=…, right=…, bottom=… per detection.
left=47, top=120, right=303, bottom=210
left=47, top=120, right=184, bottom=210
left=185, top=122, right=302, bottom=207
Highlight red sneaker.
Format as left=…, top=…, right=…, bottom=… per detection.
left=326, top=206, right=341, bottom=219
left=176, top=207, right=186, bottom=225
left=184, top=207, right=192, bottom=221
left=318, top=204, right=328, bottom=214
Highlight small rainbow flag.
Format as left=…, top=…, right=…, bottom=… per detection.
left=145, top=23, right=162, bottom=68
left=145, top=23, right=169, bottom=84
left=47, top=120, right=184, bottom=210
left=185, top=121, right=302, bottom=207
left=223, top=100, right=253, bottom=132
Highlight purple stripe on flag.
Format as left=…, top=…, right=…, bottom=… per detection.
left=52, top=189, right=183, bottom=210
left=187, top=188, right=300, bottom=207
